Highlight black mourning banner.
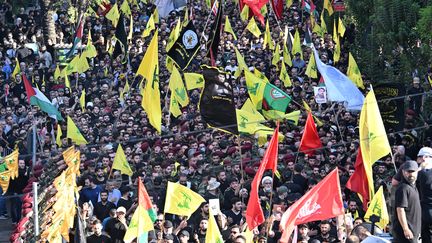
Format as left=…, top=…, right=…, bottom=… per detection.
left=113, top=14, right=128, bottom=64
left=167, top=21, right=200, bottom=70
left=374, top=83, right=406, bottom=132
left=199, top=66, right=239, bottom=134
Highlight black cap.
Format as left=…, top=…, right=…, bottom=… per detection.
left=402, top=160, right=418, bottom=171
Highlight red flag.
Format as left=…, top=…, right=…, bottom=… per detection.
left=270, top=0, right=283, bottom=20
left=245, top=125, right=279, bottom=230
left=279, top=169, right=344, bottom=242
left=301, top=0, right=316, bottom=13
left=299, top=112, right=322, bottom=155
left=22, top=74, right=36, bottom=103
left=346, top=148, right=370, bottom=211
left=242, top=0, right=268, bottom=25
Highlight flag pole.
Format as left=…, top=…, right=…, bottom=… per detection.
left=265, top=121, right=279, bottom=237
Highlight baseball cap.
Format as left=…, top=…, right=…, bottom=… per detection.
left=417, top=147, right=432, bottom=157
left=401, top=160, right=419, bottom=172
left=117, top=207, right=126, bottom=214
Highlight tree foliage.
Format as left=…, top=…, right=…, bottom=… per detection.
left=345, top=0, right=432, bottom=84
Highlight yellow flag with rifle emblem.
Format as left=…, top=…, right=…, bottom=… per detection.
left=169, top=66, right=189, bottom=107
left=246, top=18, right=261, bottom=38
left=224, top=16, right=237, bottom=40
left=112, top=144, right=133, bottom=176
left=364, top=186, right=389, bottom=230
left=184, top=73, right=204, bottom=90
left=164, top=181, right=205, bottom=217
left=4, top=150, right=19, bottom=179
left=66, top=116, right=88, bottom=145
left=0, top=170, right=10, bottom=194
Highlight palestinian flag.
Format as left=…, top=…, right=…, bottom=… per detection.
left=301, top=0, right=316, bottom=13
left=23, top=74, right=63, bottom=121
left=66, top=16, right=84, bottom=59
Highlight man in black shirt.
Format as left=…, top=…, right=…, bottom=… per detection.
left=87, top=221, right=112, bottom=243
left=94, top=190, right=116, bottom=221
left=417, top=159, right=432, bottom=242
left=392, top=161, right=421, bottom=243
left=224, top=197, right=243, bottom=226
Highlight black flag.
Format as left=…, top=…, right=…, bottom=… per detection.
left=113, top=14, right=128, bottom=64
left=167, top=21, right=200, bottom=70
left=199, top=66, right=238, bottom=134
left=207, top=0, right=223, bottom=66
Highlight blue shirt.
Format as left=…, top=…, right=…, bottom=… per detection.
left=80, top=185, right=102, bottom=206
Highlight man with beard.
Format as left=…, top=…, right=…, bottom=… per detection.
left=94, top=190, right=116, bottom=221
left=87, top=221, right=112, bottom=243
left=392, top=161, right=421, bottom=243
left=104, top=206, right=128, bottom=243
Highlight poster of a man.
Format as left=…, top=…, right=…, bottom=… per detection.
left=314, top=87, right=327, bottom=104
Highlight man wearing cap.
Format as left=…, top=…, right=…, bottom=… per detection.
left=392, top=147, right=432, bottom=186
left=104, top=206, right=128, bottom=243
left=392, top=161, right=421, bottom=243
left=417, top=150, right=432, bottom=242
left=177, top=230, right=190, bottom=243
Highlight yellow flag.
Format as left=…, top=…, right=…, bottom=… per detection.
left=206, top=208, right=224, bottom=243
left=313, top=21, right=322, bottom=37
left=224, top=16, right=237, bottom=40
left=42, top=75, right=46, bottom=86
left=364, top=186, right=389, bottom=230
left=260, top=4, right=267, bottom=17
left=333, top=35, right=341, bottom=63
left=138, top=31, right=161, bottom=133
left=0, top=171, right=10, bottom=194
left=280, top=62, right=292, bottom=87
left=286, top=0, right=293, bottom=8
left=253, top=68, right=269, bottom=83
left=166, top=18, right=181, bottom=51
left=324, top=0, right=334, bottom=15
left=11, top=58, right=20, bottom=79
left=170, top=66, right=189, bottom=107
left=347, top=53, right=365, bottom=89
left=234, top=47, right=248, bottom=78
left=128, top=15, right=134, bottom=40
left=305, top=51, right=318, bottom=78
left=66, top=116, right=88, bottom=145
left=170, top=96, right=183, bottom=118
left=320, top=11, right=327, bottom=36
left=184, top=73, right=204, bottom=90
left=333, top=19, right=338, bottom=43
left=120, top=0, right=131, bottom=16
left=64, top=72, right=71, bottom=90
left=65, top=55, right=80, bottom=75
left=246, top=18, right=261, bottom=38
left=56, top=124, right=63, bottom=147
left=182, top=7, right=189, bottom=27
left=263, top=19, right=274, bottom=50
left=82, top=29, right=98, bottom=58
left=284, top=110, right=301, bottom=125
left=292, top=29, right=303, bottom=59
left=244, top=70, right=266, bottom=110
left=338, top=17, right=346, bottom=37
left=142, top=14, right=155, bottom=38
left=153, top=8, right=159, bottom=24
left=106, top=3, right=120, bottom=27
left=80, top=89, right=86, bottom=111
left=283, top=43, right=292, bottom=67
left=54, top=66, right=61, bottom=80
left=271, top=44, right=281, bottom=66
left=4, top=150, right=19, bottom=179
left=360, top=89, right=391, bottom=198
left=240, top=5, right=249, bottom=21
left=236, top=108, right=263, bottom=135
left=112, top=144, right=133, bottom=176
left=120, top=80, right=130, bottom=102
left=76, top=54, right=90, bottom=73
left=164, top=181, right=205, bottom=217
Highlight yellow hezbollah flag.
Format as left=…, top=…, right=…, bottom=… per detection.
left=120, top=79, right=130, bottom=102
left=347, top=53, right=365, bottom=89
left=170, top=96, right=182, bottom=118
left=76, top=54, right=90, bottom=73
left=4, top=150, right=19, bottom=179
left=263, top=19, right=274, bottom=50
left=234, top=47, right=248, bottom=78
left=338, top=17, right=346, bottom=37
left=292, top=29, right=302, bottom=59
left=206, top=208, right=224, bottom=243
left=280, top=61, right=292, bottom=87
left=54, top=65, right=61, bottom=80
left=305, top=51, right=318, bottom=78
left=166, top=18, right=181, bottom=51
left=137, top=31, right=161, bottom=133
left=56, top=124, right=63, bottom=147
left=80, top=89, right=86, bottom=111
left=128, top=15, right=134, bottom=40
left=364, top=186, right=389, bottom=230
left=112, top=144, right=133, bottom=176
left=360, top=89, right=391, bottom=198
left=0, top=171, right=10, bottom=194
left=224, top=16, right=237, bottom=40
left=320, top=10, right=328, bottom=36
left=283, top=43, right=292, bottom=67
left=11, top=58, right=21, bottom=79
left=271, top=44, right=281, bottom=66
left=184, top=73, right=204, bottom=90
left=333, top=35, right=341, bottom=63
left=82, top=29, right=97, bottom=58
left=142, top=14, right=155, bottom=38
left=246, top=18, right=261, bottom=38
left=164, top=181, right=205, bottom=217
left=66, top=116, right=88, bottom=145
left=240, top=5, right=249, bottom=21
left=254, top=68, right=269, bottom=83
left=169, top=66, right=189, bottom=107
left=153, top=8, right=159, bottom=24
left=324, top=0, right=334, bottom=15
left=244, top=70, right=266, bottom=111
left=106, top=3, right=120, bottom=27
left=120, top=0, right=131, bottom=16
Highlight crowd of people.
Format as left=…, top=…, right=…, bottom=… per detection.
left=0, top=0, right=432, bottom=242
